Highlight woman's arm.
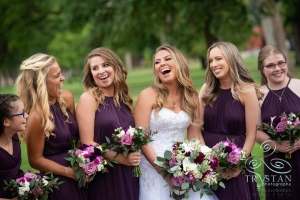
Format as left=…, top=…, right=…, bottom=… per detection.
left=134, top=88, right=158, bottom=168
left=25, top=110, right=77, bottom=180
left=197, top=83, right=207, bottom=145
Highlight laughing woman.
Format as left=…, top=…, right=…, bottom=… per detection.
left=76, top=47, right=139, bottom=200
left=0, top=94, right=27, bottom=200
left=15, top=54, right=88, bottom=200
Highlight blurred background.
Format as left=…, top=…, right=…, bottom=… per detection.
left=0, top=0, right=299, bottom=88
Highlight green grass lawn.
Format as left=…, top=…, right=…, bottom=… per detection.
left=1, top=55, right=298, bottom=200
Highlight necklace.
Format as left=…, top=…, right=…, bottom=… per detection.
left=266, top=78, right=291, bottom=102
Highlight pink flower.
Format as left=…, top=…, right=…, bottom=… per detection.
left=210, top=156, right=219, bottom=170
left=169, top=158, right=177, bottom=167
left=24, top=172, right=38, bottom=180
left=83, top=162, right=97, bottom=176
left=94, top=156, right=103, bottom=164
left=275, top=121, right=287, bottom=132
left=83, top=152, right=92, bottom=158
left=16, top=177, right=27, bottom=183
left=85, top=146, right=95, bottom=154
left=33, top=186, right=43, bottom=196
left=186, top=173, right=196, bottom=183
left=293, top=118, right=300, bottom=126
left=212, top=143, right=220, bottom=150
left=227, top=151, right=240, bottom=165
left=75, top=149, right=83, bottom=157
left=171, top=176, right=185, bottom=187
left=120, top=134, right=134, bottom=145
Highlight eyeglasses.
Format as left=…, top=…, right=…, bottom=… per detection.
left=264, top=61, right=286, bottom=70
left=9, top=110, right=26, bottom=118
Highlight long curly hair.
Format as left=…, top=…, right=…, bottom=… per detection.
left=15, top=53, right=69, bottom=138
left=0, top=94, right=20, bottom=135
left=152, top=45, right=201, bottom=126
left=257, top=44, right=292, bottom=86
left=202, top=41, right=263, bottom=106
left=82, top=47, right=133, bottom=113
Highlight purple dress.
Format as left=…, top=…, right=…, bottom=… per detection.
left=261, top=84, right=300, bottom=200
left=0, top=134, right=21, bottom=198
left=43, top=102, right=88, bottom=199
left=202, top=89, right=259, bottom=200
left=88, top=97, right=139, bottom=200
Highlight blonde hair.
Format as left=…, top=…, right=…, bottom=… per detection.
left=15, top=53, right=69, bottom=138
left=152, top=45, right=201, bottom=126
left=258, top=44, right=291, bottom=86
left=82, top=47, right=133, bottom=113
left=202, top=41, right=263, bottom=106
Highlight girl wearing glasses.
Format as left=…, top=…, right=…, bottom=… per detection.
left=15, top=54, right=88, bottom=200
left=256, top=45, right=300, bottom=200
left=0, top=94, right=27, bottom=199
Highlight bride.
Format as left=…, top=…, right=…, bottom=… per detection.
left=134, top=45, right=218, bottom=200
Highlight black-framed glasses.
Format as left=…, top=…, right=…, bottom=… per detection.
left=264, top=61, right=286, bottom=70
left=9, top=110, right=26, bottom=118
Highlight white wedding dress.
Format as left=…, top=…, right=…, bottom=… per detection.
left=139, top=108, right=218, bottom=200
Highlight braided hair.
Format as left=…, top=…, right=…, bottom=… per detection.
left=0, top=94, right=20, bottom=135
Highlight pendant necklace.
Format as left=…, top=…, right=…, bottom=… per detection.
left=266, top=78, right=291, bottom=102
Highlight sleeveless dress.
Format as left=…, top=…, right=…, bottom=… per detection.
left=139, top=108, right=218, bottom=200
left=88, top=97, right=139, bottom=200
left=261, top=84, right=300, bottom=200
left=43, top=101, right=88, bottom=200
left=0, top=134, right=21, bottom=198
left=202, top=89, right=259, bottom=200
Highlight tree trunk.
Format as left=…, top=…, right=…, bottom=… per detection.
left=294, top=21, right=300, bottom=66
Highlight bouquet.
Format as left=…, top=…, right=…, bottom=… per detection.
left=154, top=139, right=224, bottom=199
left=65, top=143, right=112, bottom=188
left=106, top=126, right=157, bottom=177
left=3, top=170, right=62, bottom=200
left=259, top=112, right=300, bottom=159
left=211, top=139, right=247, bottom=175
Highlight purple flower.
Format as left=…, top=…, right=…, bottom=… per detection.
left=94, top=147, right=102, bottom=156
left=16, top=177, right=27, bottom=183
left=292, top=118, right=300, bottom=126
left=83, top=162, right=97, bottom=176
left=75, top=149, right=83, bottom=157
left=169, top=158, right=177, bottom=167
left=78, top=144, right=89, bottom=150
left=120, top=134, right=134, bottom=145
left=224, top=146, right=232, bottom=154
left=33, top=186, right=43, bottom=196
left=171, top=176, right=185, bottom=187
left=227, top=151, right=240, bottom=165
left=186, top=174, right=196, bottom=183
left=275, top=122, right=287, bottom=132
left=210, top=156, right=219, bottom=170
left=94, top=156, right=103, bottom=164
left=271, top=116, right=281, bottom=126
left=83, top=152, right=92, bottom=158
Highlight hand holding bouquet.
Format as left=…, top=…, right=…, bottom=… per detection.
left=65, top=143, right=112, bottom=188
left=259, top=112, right=300, bottom=159
left=211, top=139, right=247, bottom=177
left=155, top=139, right=223, bottom=199
left=4, top=170, right=62, bottom=200
left=106, top=126, right=157, bottom=177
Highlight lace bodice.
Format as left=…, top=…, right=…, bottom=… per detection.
left=149, top=108, right=190, bottom=157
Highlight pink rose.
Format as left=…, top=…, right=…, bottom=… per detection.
left=94, top=156, right=103, bottom=164
left=275, top=121, right=287, bottom=132
left=293, top=118, right=300, bottom=126
left=83, top=162, right=97, bottom=176
left=75, top=149, right=83, bottom=157
left=120, top=134, right=134, bottom=145
left=226, top=151, right=240, bottom=165
left=212, top=143, right=220, bottom=150
left=85, top=146, right=94, bottom=154
left=24, top=172, right=38, bottom=180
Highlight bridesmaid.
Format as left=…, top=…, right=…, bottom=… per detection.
left=199, top=41, right=262, bottom=200
left=15, top=54, right=88, bottom=199
left=76, top=47, right=140, bottom=200
left=256, top=45, right=300, bottom=200
left=0, top=94, right=27, bottom=200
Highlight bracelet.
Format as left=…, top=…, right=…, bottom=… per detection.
left=66, top=167, right=68, bottom=175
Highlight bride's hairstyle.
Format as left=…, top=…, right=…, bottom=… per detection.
left=15, top=53, right=70, bottom=138
left=83, top=47, right=133, bottom=113
left=152, top=45, right=201, bottom=126
left=202, top=41, right=263, bottom=106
